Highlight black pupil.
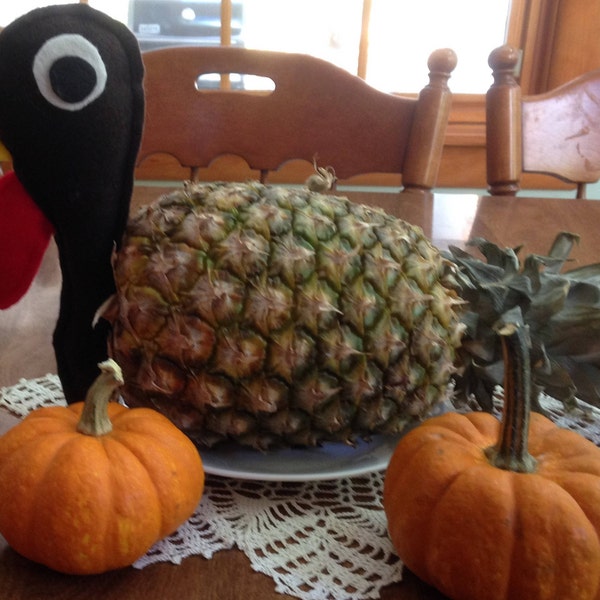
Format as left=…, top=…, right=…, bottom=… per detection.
left=49, top=56, right=97, bottom=104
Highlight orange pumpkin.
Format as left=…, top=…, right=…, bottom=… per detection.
left=0, top=359, right=205, bottom=575
left=384, top=319, right=600, bottom=600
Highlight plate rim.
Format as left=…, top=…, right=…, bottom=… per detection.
left=197, top=399, right=454, bottom=481
left=199, top=433, right=403, bottom=481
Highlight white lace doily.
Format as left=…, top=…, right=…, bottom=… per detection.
left=0, top=374, right=401, bottom=600
left=3, top=375, right=600, bottom=600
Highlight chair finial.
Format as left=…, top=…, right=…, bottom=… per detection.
left=488, top=45, right=520, bottom=81
left=427, top=48, right=458, bottom=78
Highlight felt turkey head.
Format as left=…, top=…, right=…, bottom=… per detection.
left=0, top=4, right=145, bottom=403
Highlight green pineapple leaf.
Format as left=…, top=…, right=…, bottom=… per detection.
left=445, top=232, right=600, bottom=411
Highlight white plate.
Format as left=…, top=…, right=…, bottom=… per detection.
left=200, top=433, right=403, bottom=481
left=198, top=400, right=453, bottom=481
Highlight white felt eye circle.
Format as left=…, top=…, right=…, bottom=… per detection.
left=33, top=33, right=107, bottom=111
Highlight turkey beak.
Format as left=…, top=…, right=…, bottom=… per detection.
left=0, top=140, right=11, bottom=162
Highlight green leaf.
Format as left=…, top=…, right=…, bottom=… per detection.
left=461, top=330, right=497, bottom=362
left=504, top=273, right=534, bottom=297
left=546, top=232, right=580, bottom=272
left=526, top=274, right=569, bottom=322
left=446, top=231, right=600, bottom=412
left=544, top=311, right=600, bottom=362
left=563, top=280, right=600, bottom=308
left=459, top=310, right=479, bottom=338
left=467, top=238, right=520, bottom=273
left=564, top=263, right=600, bottom=286
left=472, top=359, right=504, bottom=387
left=549, top=357, right=600, bottom=407
left=499, top=305, right=525, bottom=327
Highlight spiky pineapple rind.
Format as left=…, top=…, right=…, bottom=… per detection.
left=104, top=182, right=464, bottom=449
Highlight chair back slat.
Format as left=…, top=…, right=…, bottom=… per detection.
left=487, top=44, right=600, bottom=198
left=139, top=46, right=457, bottom=192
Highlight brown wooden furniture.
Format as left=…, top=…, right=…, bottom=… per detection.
left=125, top=1, right=600, bottom=191
left=2, top=186, right=600, bottom=600
left=138, top=46, right=457, bottom=192
left=486, top=44, right=600, bottom=198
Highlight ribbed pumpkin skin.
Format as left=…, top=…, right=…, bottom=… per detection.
left=383, top=411, right=600, bottom=600
left=0, top=402, right=204, bottom=575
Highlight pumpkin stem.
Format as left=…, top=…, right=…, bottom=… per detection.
left=484, top=318, right=538, bottom=474
left=76, top=359, right=124, bottom=436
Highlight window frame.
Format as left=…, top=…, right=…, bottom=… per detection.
left=439, top=0, right=592, bottom=190
left=444, top=0, right=562, bottom=144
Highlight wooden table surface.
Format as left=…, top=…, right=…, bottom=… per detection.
left=1, top=186, right=600, bottom=600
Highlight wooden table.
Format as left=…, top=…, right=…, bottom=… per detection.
left=1, top=186, right=599, bottom=600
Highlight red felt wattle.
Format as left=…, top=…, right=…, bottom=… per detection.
left=0, top=171, right=54, bottom=309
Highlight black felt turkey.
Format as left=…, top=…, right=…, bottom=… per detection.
left=0, top=4, right=144, bottom=403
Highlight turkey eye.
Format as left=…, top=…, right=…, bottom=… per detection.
left=49, top=56, right=97, bottom=104
left=33, top=34, right=107, bottom=111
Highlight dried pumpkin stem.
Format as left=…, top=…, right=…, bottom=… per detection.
left=484, top=321, right=537, bottom=474
left=76, top=359, right=124, bottom=436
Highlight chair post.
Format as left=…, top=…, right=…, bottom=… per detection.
left=402, top=48, right=457, bottom=195
left=486, top=45, right=522, bottom=195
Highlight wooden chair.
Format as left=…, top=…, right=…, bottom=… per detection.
left=138, top=46, right=457, bottom=194
left=486, top=44, right=600, bottom=198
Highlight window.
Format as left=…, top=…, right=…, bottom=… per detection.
left=366, top=1, right=510, bottom=93
left=0, top=1, right=509, bottom=94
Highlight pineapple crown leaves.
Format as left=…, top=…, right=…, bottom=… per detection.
left=443, top=231, right=600, bottom=411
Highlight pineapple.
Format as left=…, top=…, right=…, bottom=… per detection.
left=102, top=181, right=464, bottom=449
left=445, top=233, right=600, bottom=413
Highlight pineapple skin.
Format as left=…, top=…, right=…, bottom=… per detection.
left=103, top=182, right=464, bottom=449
